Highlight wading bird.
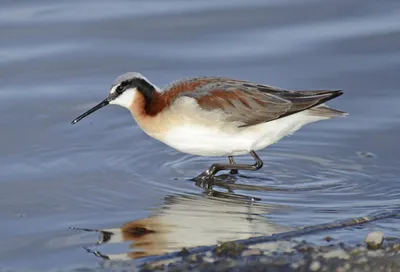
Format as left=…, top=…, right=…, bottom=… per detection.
left=72, top=72, right=346, bottom=181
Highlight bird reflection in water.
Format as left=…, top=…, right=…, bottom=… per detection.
left=76, top=191, right=291, bottom=260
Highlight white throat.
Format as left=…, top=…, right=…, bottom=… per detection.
left=109, top=87, right=137, bottom=108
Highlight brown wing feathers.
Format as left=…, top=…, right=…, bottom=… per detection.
left=175, top=78, right=343, bottom=127
left=154, top=77, right=343, bottom=127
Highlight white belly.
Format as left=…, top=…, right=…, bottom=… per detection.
left=158, top=110, right=329, bottom=157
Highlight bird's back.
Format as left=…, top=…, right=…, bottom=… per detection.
left=164, top=77, right=346, bottom=127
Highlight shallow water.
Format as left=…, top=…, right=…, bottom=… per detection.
left=1, top=0, right=400, bottom=270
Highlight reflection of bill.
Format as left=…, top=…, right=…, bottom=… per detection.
left=82, top=194, right=291, bottom=260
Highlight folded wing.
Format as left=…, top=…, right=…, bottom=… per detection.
left=176, top=78, right=343, bottom=127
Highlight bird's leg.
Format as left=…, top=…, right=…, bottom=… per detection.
left=228, top=156, right=239, bottom=175
left=194, top=150, right=263, bottom=181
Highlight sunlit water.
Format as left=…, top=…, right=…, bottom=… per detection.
left=1, top=0, right=400, bottom=271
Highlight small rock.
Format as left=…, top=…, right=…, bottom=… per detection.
left=309, top=260, right=321, bottom=271
left=140, top=264, right=154, bottom=272
left=222, top=258, right=238, bottom=269
left=392, top=244, right=400, bottom=251
left=259, top=257, right=270, bottom=264
left=336, top=266, right=346, bottom=272
left=367, top=249, right=384, bottom=257
left=322, top=249, right=350, bottom=260
left=291, top=262, right=301, bottom=269
left=187, top=254, right=203, bottom=263
left=215, top=241, right=246, bottom=258
left=296, top=244, right=315, bottom=253
left=242, top=249, right=262, bottom=257
left=365, top=231, right=384, bottom=250
left=358, top=246, right=367, bottom=252
left=324, top=236, right=333, bottom=242
left=202, top=256, right=214, bottom=263
left=178, top=247, right=190, bottom=257
left=343, top=263, right=351, bottom=271
left=356, top=256, right=368, bottom=264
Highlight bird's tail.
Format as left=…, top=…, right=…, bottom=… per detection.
left=307, top=104, right=348, bottom=118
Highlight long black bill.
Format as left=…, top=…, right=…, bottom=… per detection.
left=71, top=99, right=109, bottom=124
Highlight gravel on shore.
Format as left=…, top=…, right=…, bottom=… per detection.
left=140, top=235, right=400, bottom=272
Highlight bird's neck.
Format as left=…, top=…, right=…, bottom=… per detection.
left=129, top=88, right=168, bottom=118
left=144, top=91, right=169, bottom=116
left=133, top=78, right=158, bottom=106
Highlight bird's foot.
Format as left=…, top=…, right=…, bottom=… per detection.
left=193, top=169, right=215, bottom=182
left=193, top=169, right=216, bottom=189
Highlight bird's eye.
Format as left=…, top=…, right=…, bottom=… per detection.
left=115, top=85, right=124, bottom=94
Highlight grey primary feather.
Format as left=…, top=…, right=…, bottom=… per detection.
left=171, top=77, right=344, bottom=127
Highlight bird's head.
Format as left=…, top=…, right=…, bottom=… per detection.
left=71, top=72, right=157, bottom=124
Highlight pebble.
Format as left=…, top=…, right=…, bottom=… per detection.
left=344, top=263, right=351, bottom=270
left=178, top=247, right=190, bottom=257
left=365, top=231, right=384, bottom=249
left=290, top=262, right=301, bottom=269
left=336, top=266, right=345, bottom=272
left=202, top=256, right=215, bottom=263
left=322, top=249, right=350, bottom=260
left=367, top=249, right=384, bottom=257
left=358, top=246, right=367, bottom=252
left=392, top=244, right=400, bottom=251
left=187, top=254, right=203, bottom=263
left=336, top=263, right=351, bottom=272
left=309, top=260, right=321, bottom=271
left=242, top=249, right=262, bottom=257
left=356, top=256, right=368, bottom=264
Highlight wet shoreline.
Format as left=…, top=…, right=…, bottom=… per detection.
left=140, top=238, right=400, bottom=272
